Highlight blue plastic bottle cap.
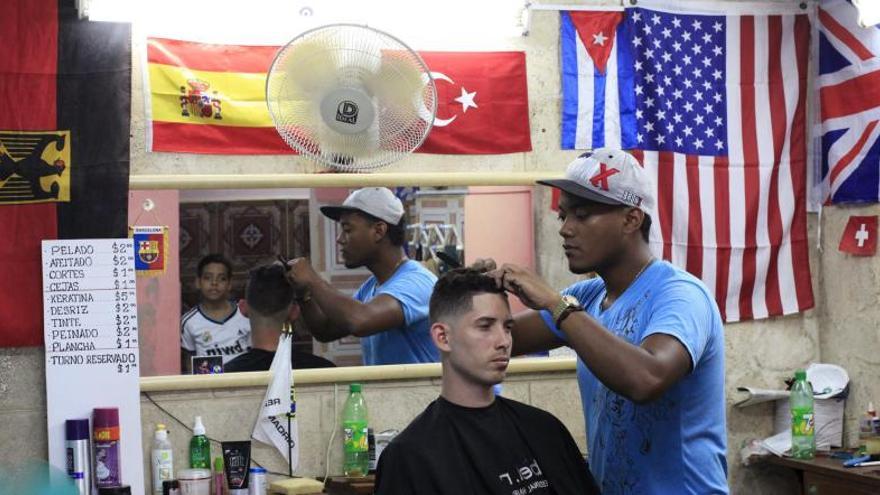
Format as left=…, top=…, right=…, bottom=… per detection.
left=249, top=467, right=267, bottom=473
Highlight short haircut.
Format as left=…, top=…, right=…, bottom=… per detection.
left=245, top=263, right=294, bottom=316
left=197, top=253, right=232, bottom=278
left=430, top=268, right=506, bottom=324
left=640, top=213, right=652, bottom=243
left=356, top=211, right=406, bottom=247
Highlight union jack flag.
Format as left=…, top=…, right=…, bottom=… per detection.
left=818, top=0, right=880, bottom=204
left=560, top=1, right=814, bottom=322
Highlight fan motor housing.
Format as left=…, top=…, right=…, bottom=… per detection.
left=320, top=87, right=376, bottom=135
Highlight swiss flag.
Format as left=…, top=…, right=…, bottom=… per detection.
left=839, top=216, right=878, bottom=256
left=416, top=51, right=531, bottom=154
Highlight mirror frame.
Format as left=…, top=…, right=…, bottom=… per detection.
left=132, top=172, right=568, bottom=388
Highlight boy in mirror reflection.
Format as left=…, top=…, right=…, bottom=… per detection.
left=180, top=254, right=252, bottom=373
left=225, top=263, right=335, bottom=372
left=283, top=187, right=439, bottom=365
left=374, top=269, right=599, bottom=494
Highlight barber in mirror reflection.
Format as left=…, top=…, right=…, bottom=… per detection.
left=284, top=187, right=439, bottom=365
left=480, top=149, right=728, bottom=495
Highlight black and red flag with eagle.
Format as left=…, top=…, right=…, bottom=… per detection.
left=0, top=0, right=130, bottom=346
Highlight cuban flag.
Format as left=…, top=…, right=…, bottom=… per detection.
left=559, top=1, right=814, bottom=322
left=818, top=0, right=880, bottom=204
left=561, top=8, right=636, bottom=150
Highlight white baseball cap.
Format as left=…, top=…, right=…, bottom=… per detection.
left=320, top=187, right=405, bottom=225
left=537, top=148, right=655, bottom=213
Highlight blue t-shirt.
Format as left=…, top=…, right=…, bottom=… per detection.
left=353, top=260, right=439, bottom=365
left=540, top=260, right=728, bottom=495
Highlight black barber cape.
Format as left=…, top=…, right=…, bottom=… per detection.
left=224, top=349, right=336, bottom=372
left=374, top=396, right=600, bottom=495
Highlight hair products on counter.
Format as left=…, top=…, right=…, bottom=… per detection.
left=221, top=441, right=251, bottom=495
left=162, top=480, right=181, bottom=495
left=93, top=408, right=121, bottom=488
left=247, top=467, right=266, bottom=495
left=179, top=468, right=211, bottom=495
left=213, top=457, right=225, bottom=495
left=66, top=418, right=92, bottom=495
left=152, top=424, right=174, bottom=493
left=190, top=416, right=211, bottom=469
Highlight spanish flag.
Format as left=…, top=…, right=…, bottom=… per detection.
left=146, top=38, right=531, bottom=155
left=0, top=0, right=131, bottom=347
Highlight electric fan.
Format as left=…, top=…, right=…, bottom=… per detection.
left=266, top=24, right=437, bottom=171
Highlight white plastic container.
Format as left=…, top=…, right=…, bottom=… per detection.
left=248, top=467, right=266, bottom=495
left=178, top=468, right=211, bottom=495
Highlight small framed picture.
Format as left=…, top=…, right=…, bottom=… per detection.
left=191, top=355, right=224, bottom=375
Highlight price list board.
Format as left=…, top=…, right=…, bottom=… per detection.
left=42, top=239, right=145, bottom=495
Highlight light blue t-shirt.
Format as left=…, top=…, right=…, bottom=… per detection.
left=353, top=260, right=439, bottom=365
left=540, top=260, right=728, bottom=495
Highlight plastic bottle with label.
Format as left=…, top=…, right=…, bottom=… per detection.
left=151, top=424, right=174, bottom=493
left=189, top=416, right=211, bottom=469
left=790, top=369, right=815, bottom=460
left=342, top=383, right=369, bottom=477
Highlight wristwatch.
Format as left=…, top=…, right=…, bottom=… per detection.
left=551, top=295, right=584, bottom=327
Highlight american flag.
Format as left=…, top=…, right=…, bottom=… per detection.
left=818, top=0, right=880, bottom=204
left=560, top=2, right=814, bottom=322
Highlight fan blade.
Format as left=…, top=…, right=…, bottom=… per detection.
left=363, top=50, right=425, bottom=117
left=280, top=40, right=339, bottom=97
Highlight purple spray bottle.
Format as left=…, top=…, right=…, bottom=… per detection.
left=93, top=408, right=121, bottom=488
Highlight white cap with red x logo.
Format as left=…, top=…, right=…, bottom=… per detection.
left=537, top=148, right=655, bottom=214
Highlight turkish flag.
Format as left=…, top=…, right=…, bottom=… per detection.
left=839, top=216, right=878, bottom=256
left=416, top=51, right=531, bottom=154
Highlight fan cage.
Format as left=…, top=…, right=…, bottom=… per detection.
left=266, top=23, right=437, bottom=171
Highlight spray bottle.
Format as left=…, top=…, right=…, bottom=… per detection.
left=151, top=424, right=174, bottom=493
left=189, top=416, right=211, bottom=469
left=66, top=419, right=92, bottom=495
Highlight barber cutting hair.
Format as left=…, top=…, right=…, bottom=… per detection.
left=480, top=148, right=728, bottom=494
left=284, top=187, right=438, bottom=365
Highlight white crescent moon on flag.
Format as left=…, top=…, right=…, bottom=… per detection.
left=421, top=71, right=457, bottom=127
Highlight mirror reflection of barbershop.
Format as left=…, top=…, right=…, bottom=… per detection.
left=130, top=185, right=536, bottom=376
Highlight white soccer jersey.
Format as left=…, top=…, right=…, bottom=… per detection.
left=181, top=304, right=252, bottom=364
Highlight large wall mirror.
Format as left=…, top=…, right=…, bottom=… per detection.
left=130, top=183, right=541, bottom=378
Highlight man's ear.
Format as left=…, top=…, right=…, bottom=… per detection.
left=622, top=208, right=645, bottom=235
left=430, top=322, right=451, bottom=352
left=238, top=299, right=249, bottom=318
left=372, top=221, right=389, bottom=243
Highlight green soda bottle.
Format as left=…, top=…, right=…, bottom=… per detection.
left=790, top=369, right=815, bottom=460
left=342, top=383, right=369, bottom=477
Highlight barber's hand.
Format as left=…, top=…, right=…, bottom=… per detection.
left=470, top=257, right=497, bottom=273
left=488, top=263, right=560, bottom=311
left=285, top=257, right=319, bottom=291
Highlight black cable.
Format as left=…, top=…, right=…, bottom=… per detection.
left=143, top=392, right=293, bottom=477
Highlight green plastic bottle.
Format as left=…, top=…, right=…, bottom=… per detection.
left=342, top=383, right=369, bottom=477
left=790, top=369, right=815, bottom=460
left=189, top=416, right=211, bottom=468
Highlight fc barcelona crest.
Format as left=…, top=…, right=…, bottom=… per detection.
left=130, top=225, right=169, bottom=276
left=0, top=130, right=71, bottom=204
left=138, top=239, right=160, bottom=264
